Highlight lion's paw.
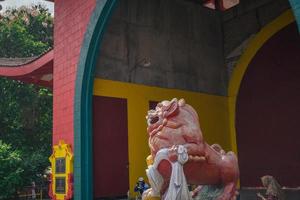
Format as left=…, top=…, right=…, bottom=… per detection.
left=217, top=193, right=232, bottom=200
left=142, top=188, right=161, bottom=200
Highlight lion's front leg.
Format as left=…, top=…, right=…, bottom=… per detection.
left=183, top=142, right=206, bottom=158
left=182, top=128, right=206, bottom=158
left=217, top=182, right=237, bottom=200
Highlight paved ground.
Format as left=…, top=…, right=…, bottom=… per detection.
left=239, top=188, right=300, bottom=200
left=90, top=188, right=300, bottom=200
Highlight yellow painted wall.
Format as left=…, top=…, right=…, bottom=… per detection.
left=93, top=78, right=231, bottom=196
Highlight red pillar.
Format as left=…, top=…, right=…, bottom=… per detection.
left=53, top=0, right=96, bottom=146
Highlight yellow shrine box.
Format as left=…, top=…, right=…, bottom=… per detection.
left=49, top=140, right=73, bottom=200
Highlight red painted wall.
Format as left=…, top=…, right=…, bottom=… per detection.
left=93, top=96, right=129, bottom=198
left=53, top=0, right=96, bottom=146
left=236, top=23, right=300, bottom=187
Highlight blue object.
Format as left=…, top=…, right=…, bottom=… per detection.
left=134, top=180, right=150, bottom=195
left=289, top=0, right=300, bottom=32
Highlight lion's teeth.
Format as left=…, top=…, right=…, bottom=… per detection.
left=189, top=155, right=206, bottom=162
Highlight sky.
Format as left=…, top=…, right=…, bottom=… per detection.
left=0, top=0, right=54, bottom=15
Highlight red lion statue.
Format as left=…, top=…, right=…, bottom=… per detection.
left=143, top=98, right=239, bottom=200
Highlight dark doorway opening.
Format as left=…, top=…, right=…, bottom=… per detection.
left=236, top=23, right=300, bottom=187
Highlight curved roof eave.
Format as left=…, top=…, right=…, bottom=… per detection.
left=0, top=50, right=54, bottom=88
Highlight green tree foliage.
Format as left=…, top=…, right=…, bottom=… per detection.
left=0, top=141, right=23, bottom=199
left=0, top=80, right=53, bottom=198
left=0, top=5, right=53, bottom=199
left=0, top=5, right=53, bottom=57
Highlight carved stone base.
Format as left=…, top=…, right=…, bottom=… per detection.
left=193, top=185, right=224, bottom=200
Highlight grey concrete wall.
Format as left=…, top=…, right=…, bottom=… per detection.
left=95, top=0, right=291, bottom=96
left=95, top=0, right=227, bottom=96
left=223, top=0, right=291, bottom=79
left=223, top=0, right=290, bottom=56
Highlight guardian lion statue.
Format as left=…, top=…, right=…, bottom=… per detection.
left=143, top=98, right=239, bottom=200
